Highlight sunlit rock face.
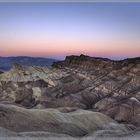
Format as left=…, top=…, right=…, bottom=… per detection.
left=0, top=54, right=140, bottom=138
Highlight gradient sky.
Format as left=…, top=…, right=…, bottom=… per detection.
left=0, top=2, right=140, bottom=60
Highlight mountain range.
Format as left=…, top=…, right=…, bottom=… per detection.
left=0, top=56, right=57, bottom=70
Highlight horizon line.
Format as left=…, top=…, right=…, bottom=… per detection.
left=0, top=54, right=140, bottom=61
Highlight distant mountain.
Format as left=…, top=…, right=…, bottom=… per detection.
left=0, top=56, right=57, bottom=70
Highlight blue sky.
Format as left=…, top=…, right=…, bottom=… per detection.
left=0, top=2, right=140, bottom=59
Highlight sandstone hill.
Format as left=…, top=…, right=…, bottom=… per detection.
left=0, top=103, right=127, bottom=137
left=0, top=54, right=140, bottom=139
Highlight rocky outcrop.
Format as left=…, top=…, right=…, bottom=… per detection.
left=0, top=54, right=140, bottom=137
left=94, top=96, right=140, bottom=126
left=0, top=126, right=139, bottom=140
left=52, top=54, right=114, bottom=69
left=52, top=55, right=140, bottom=125
left=0, top=71, right=3, bottom=74
left=52, top=54, right=140, bottom=69
left=0, top=103, right=128, bottom=137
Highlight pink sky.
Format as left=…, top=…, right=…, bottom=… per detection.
left=1, top=37, right=140, bottom=59
left=1, top=3, right=140, bottom=60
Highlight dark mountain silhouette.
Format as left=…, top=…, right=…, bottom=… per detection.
left=0, top=56, right=57, bottom=70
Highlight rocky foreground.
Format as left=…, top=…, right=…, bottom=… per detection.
left=0, top=54, right=140, bottom=139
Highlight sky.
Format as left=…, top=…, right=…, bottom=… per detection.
left=0, top=2, right=140, bottom=60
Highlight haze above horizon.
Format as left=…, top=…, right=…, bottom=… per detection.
left=0, top=2, right=140, bottom=60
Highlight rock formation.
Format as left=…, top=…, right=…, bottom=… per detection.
left=0, top=54, right=140, bottom=139
left=0, top=103, right=128, bottom=136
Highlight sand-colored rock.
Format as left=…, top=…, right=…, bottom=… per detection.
left=0, top=54, right=140, bottom=127
left=0, top=103, right=127, bottom=136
